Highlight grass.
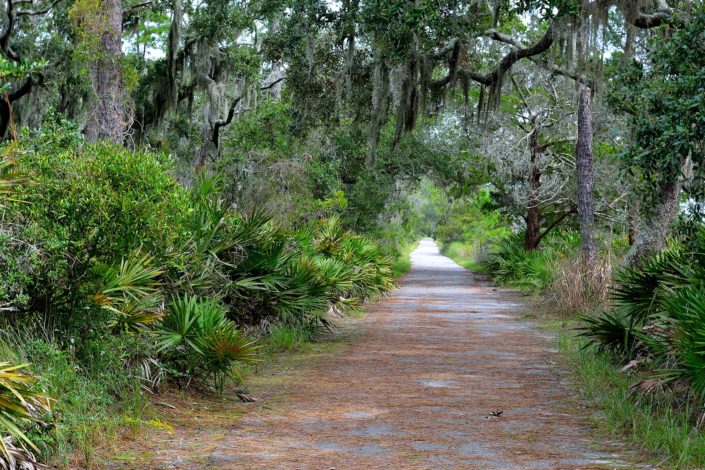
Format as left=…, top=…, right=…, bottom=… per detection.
left=557, top=327, right=705, bottom=469
left=440, top=241, right=488, bottom=273
left=392, top=240, right=420, bottom=278
left=264, top=325, right=309, bottom=354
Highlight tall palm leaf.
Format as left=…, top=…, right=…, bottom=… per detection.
left=0, top=363, right=53, bottom=467
left=0, top=158, right=26, bottom=208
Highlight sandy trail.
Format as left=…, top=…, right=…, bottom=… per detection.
left=151, top=239, right=626, bottom=469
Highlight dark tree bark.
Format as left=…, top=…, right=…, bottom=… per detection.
left=85, top=0, right=125, bottom=143
left=524, top=129, right=542, bottom=252
left=576, top=87, right=596, bottom=269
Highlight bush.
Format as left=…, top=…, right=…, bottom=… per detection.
left=2, top=128, right=189, bottom=334
left=0, top=126, right=402, bottom=466
left=581, top=246, right=705, bottom=404
left=482, top=231, right=581, bottom=293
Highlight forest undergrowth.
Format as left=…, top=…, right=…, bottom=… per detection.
left=462, top=230, right=705, bottom=468
left=0, top=123, right=415, bottom=468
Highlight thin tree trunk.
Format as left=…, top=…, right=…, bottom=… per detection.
left=524, top=206, right=541, bottom=251
left=524, top=129, right=542, bottom=252
left=85, top=0, right=125, bottom=143
left=576, top=87, right=596, bottom=269
left=622, top=179, right=681, bottom=267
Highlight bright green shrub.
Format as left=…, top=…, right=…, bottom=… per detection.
left=482, top=231, right=580, bottom=292
left=1, top=127, right=189, bottom=332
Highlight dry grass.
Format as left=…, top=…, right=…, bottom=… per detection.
left=550, top=256, right=613, bottom=316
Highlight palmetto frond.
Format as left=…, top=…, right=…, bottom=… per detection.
left=107, top=299, right=164, bottom=333
left=198, top=323, right=261, bottom=392
left=0, top=362, right=53, bottom=467
left=0, top=158, right=27, bottom=208
left=90, top=254, right=163, bottom=306
left=611, top=248, right=689, bottom=326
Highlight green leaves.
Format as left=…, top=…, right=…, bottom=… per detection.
left=0, top=57, right=48, bottom=91
left=608, top=10, right=705, bottom=202
left=0, top=362, right=53, bottom=466
left=156, top=295, right=260, bottom=392
left=90, top=253, right=164, bottom=333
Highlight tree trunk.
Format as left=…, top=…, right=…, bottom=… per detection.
left=166, top=0, right=183, bottom=113
left=85, top=0, right=125, bottom=143
left=576, top=87, right=596, bottom=269
left=621, top=179, right=681, bottom=267
left=524, top=129, right=542, bottom=252
left=524, top=206, right=541, bottom=251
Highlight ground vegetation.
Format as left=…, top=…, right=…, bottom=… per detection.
left=0, top=0, right=703, bottom=467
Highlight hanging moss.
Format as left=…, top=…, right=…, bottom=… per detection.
left=367, top=56, right=390, bottom=168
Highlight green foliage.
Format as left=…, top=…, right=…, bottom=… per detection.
left=157, top=295, right=260, bottom=392
left=1, top=127, right=189, bottom=332
left=578, top=311, right=639, bottom=359
left=265, top=325, right=307, bottom=353
left=481, top=232, right=579, bottom=292
left=581, top=240, right=705, bottom=406
left=0, top=362, right=53, bottom=465
left=644, top=285, right=705, bottom=400
left=434, top=188, right=510, bottom=246
left=608, top=9, right=705, bottom=231
left=610, top=248, right=690, bottom=326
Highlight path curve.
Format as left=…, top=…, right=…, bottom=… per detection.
left=160, top=240, right=624, bottom=469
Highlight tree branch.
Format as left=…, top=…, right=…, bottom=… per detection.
left=537, top=207, right=578, bottom=244
left=212, top=93, right=244, bottom=148
left=16, top=0, right=63, bottom=16
left=122, top=0, right=151, bottom=13
left=260, top=75, right=285, bottom=90
left=434, top=23, right=556, bottom=89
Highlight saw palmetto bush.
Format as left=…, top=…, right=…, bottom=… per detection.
left=581, top=248, right=693, bottom=355
left=156, top=295, right=260, bottom=391
left=610, top=248, right=690, bottom=326
left=580, top=246, right=705, bottom=405
left=482, top=232, right=559, bottom=292
left=90, top=254, right=165, bottom=333
left=0, top=362, right=53, bottom=469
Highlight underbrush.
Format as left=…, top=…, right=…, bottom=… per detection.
left=559, top=332, right=705, bottom=468
left=481, top=231, right=614, bottom=315
left=0, top=124, right=402, bottom=468
left=441, top=241, right=488, bottom=272
left=264, top=325, right=310, bottom=354
left=391, top=240, right=419, bottom=278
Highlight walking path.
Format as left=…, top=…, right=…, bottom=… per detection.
left=147, top=239, right=625, bottom=469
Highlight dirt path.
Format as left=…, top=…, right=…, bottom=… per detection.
left=137, top=239, right=630, bottom=469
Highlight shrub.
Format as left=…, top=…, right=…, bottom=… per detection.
left=2, top=135, right=189, bottom=334
left=156, top=295, right=261, bottom=392
left=0, top=362, right=53, bottom=468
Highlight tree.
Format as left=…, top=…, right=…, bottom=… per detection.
left=78, top=0, right=126, bottom=143
left=576, top=86, right=596, bottom=268
left=478, top=72, right=577, bottom=252
left=609, top=8, right=705, bottom=266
